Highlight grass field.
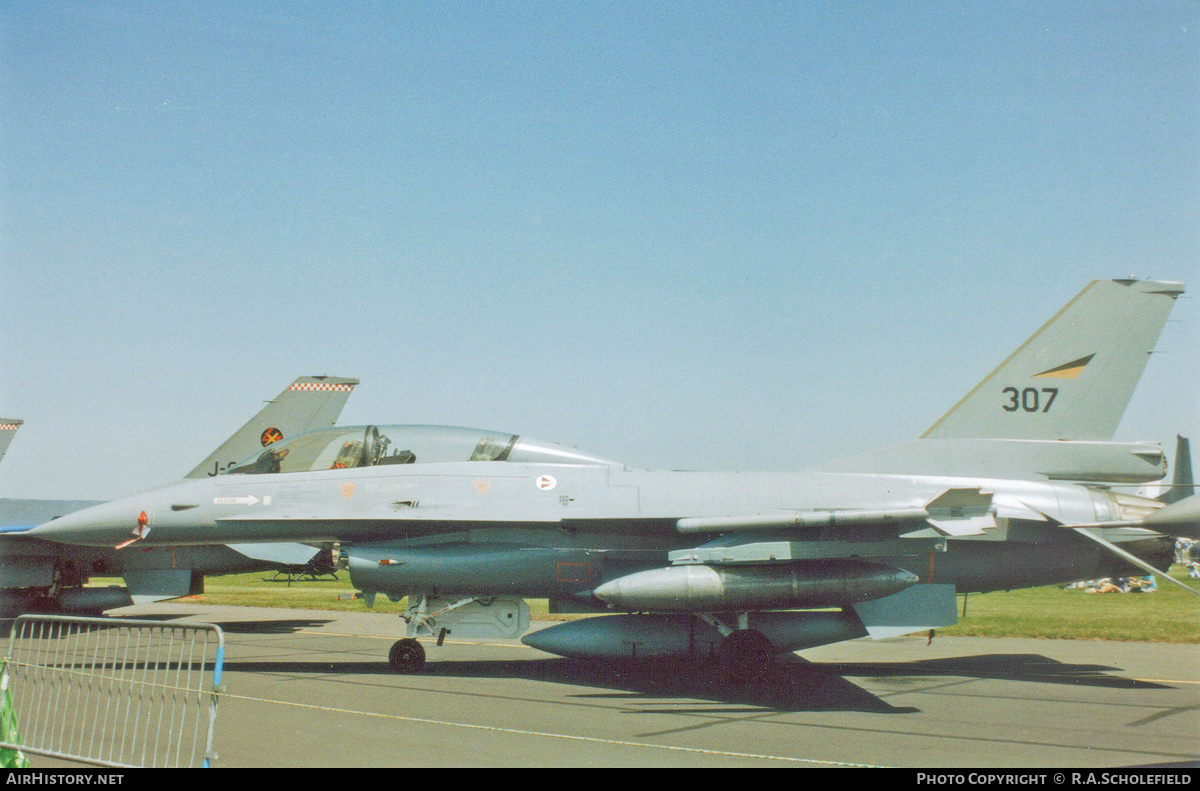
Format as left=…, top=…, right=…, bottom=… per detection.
left=92, top=567, right=1200, bottom=643
left=939, top=572, right=1200, bottom=643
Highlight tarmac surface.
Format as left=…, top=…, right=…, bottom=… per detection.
left=9, top=602, right=1200, bottom=768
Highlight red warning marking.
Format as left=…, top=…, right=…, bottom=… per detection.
left=118, top=511, right=151, bottom=549
left=289, top=382, right=354, bottom=391
left=555, top=562, right=593, bottom=583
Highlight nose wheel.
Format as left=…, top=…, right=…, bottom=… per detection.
left=388, top=638, right=426, bottom=673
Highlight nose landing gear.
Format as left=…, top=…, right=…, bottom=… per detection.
left=388, top=638, right=426, bottom=674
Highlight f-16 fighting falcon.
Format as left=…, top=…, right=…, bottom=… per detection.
left=29, top=279, right=1199, bottom=681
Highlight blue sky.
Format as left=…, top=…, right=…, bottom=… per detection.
left=1, top=1, right=1197, bottom=499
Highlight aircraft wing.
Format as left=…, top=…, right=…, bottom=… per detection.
left=82, top=484, right=1015, bottom=548
left=208, top=487, right=1004, bottom=545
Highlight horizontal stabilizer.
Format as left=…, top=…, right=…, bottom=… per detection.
left=1061, top=495, right=1200, bottom=541
left=1143, top=495, right=1200, bottom=540
left=852, top=583, right=958, bottom=639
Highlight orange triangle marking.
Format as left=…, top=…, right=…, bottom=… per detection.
left=1033, top=354, right=1095, bottom=379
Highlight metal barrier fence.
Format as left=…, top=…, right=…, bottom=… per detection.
left=0, top=615, right=224, bottom=768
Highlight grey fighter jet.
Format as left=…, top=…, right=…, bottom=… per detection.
left=30, top=280, right=1200, bottom=680
left=2, top=375, right=357, bottom=614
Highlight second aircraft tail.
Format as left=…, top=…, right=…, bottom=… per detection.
left=185, top=375, right=359, bottom=478
left=0, top=420, right=23, bottom=466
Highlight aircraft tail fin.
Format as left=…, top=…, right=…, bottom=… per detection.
left=922, top=279, right=1183, bottom=441
left=0, top=420, right=23, bottom=466
left=185, top=375, right=359, bottom=478
left=1161, top=435, right=1194, bottom=505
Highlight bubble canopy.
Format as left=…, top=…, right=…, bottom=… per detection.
left=223, top=425, right=621, bottom=475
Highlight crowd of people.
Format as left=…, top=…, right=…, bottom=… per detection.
left=1067, top=576, right=1158, bottom=594
left=1178, top=537, right=1200, bottom=578
left=1064, top=538, right=1200, bottom=594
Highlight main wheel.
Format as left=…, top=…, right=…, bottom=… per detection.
left=717, top=629, right=774, bottom=683
left=388, top=638, right=426, bottom=673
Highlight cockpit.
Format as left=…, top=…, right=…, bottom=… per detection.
left=223, top=425, right=621, bottom=476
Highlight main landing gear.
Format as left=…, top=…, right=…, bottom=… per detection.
left=699, top=613, right=776, bottom=683
left=717, top=629, right=774, bottom=683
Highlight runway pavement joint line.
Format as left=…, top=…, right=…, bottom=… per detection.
left=218, top=688, right=888, bottom=767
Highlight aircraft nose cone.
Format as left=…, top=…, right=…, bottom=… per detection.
left=29, top=500, right=144, bottom=547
